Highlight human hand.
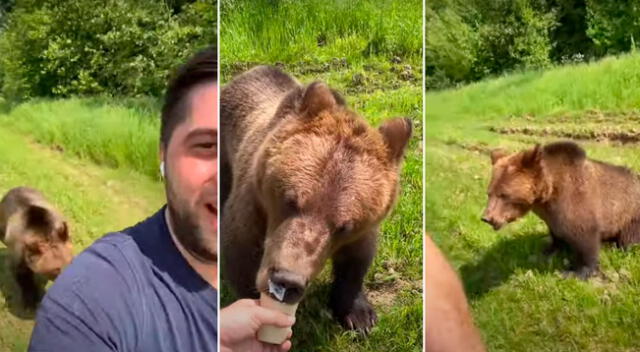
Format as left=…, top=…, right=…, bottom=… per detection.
left=220, top=299, right=295, bottom=352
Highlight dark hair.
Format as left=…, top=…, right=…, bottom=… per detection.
left=160, top=46, right=217, bottom=148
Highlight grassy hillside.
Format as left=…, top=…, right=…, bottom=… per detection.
left=0, top=101, right=164, bottom=351
left=2, top=97, right=161, bottom=180
left=426, top=53, right=640, bottom=351
left=221, top=1, right=423, bottom=351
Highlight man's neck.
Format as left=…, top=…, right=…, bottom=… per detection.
left=164, top=208, right=218, bottom=289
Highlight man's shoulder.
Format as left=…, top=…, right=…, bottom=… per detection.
left=56, top=209, right=166, bottom=289
left=30, top=231, right=152, bottom=352
left=47, top=232, right=145, bottom=300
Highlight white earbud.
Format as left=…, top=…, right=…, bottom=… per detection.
left=160, top=161, right=165, bottom=178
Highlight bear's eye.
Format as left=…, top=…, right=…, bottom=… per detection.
left=285, top=199, right=298, bottom=212
left=25, top=244, right=41, bottom=259
left=283, top=191, right=299, bottom=214
left=333, top=222, right=353, bottom=236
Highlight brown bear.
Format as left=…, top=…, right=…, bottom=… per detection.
left=0, top=187, right=73, bottom=309
left=482, top=141, right=640, bottom=279
left=220, top=66, right=412, bottom=332
left=425, top=235, right=485, bottom=352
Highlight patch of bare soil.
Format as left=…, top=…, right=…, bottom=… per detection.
left=504, top=109, right=640, bottom=125
left=368, top=269, right=421, bottom=307
left=444, top=139, right=493, bottom=154
left=489, top=126, right=640, bottom=144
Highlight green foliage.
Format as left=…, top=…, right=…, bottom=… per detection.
left=586, top=0, right=640, bottom=55
left=0, top=0, right=215, bottom=101
left=425, top=5, right=477, bottom=89
left=426, top=0, right=556, bottom=89
left=427, top=0, right=640, bottom=90
left=472, top=0, right=555, bottom=78
left=548, top=0, right=595, bottom=61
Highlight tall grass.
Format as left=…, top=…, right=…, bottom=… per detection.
left=427, top=53, right=640, bottom=129
left=0, top=97, right=161, bottom=180
left=221, top=0, right=422, bottom=65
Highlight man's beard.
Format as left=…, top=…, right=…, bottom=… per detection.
left=165, top=177, right=217, bottom=263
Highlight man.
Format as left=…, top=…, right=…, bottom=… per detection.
left=28, top=48, right=293, bottom=352
left=425, top=235, right=486, bottom=352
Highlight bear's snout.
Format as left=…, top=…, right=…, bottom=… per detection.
left=269, top=269, right=306, bottom=304
left=481, top=210, right=504, bottom=230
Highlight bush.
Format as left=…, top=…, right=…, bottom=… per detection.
left=0, top=0, right=215, bottom=101
left=472, top=0, right=555, bottom=79
left=587, top=0, right=640, bottom=55
left=426, top=0, right=555, bottom=89
left=425, top=5, right=477, bottom=89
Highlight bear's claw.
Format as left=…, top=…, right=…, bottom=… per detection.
left=338, top=294, right=377, bottom=333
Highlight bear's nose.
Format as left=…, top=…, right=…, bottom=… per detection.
left=269, top=269, right=306, bottom=304
left=481, top=216, right=493, bottom=225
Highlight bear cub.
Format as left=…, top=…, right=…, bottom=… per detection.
left=482, top=141, right=640, bottom=279
left=0, top=187, right=73, bottom=309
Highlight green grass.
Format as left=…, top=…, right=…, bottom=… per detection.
left=1, top=97, right=162, bottom=180
left=221, top=0, right=421, bottom=66
left=0, top=109, right=164, bottom=351
left=426, top=52, right=640, bottom=351
left=221, top=1, right=423, bottom=351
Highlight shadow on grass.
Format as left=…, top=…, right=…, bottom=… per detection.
left=0, top=248, right=37, bottom=319
left=459, top=232, right=570, bottom=300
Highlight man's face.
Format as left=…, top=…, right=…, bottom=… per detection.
left=163, top=81, right=217, bottom=262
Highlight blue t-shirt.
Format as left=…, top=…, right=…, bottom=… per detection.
left=28, top=207, right=218, bottom=352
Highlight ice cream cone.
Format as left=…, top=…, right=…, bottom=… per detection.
left=257, top=292, right=299, bottom=344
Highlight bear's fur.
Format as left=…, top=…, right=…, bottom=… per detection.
left=0, top=187, right=73, bottom=309
left=482, top=141, right=640, bottom=278
left=220, top=66, right=411, bottom=331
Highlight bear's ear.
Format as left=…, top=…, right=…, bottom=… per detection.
left=330, top=89, right=346, bottom=107
left=299, top=82, right=337, bottom=118
left=25, top=205, right=53, bottom=234
left=490, top=148, right=508, bottom=165
left=379, top=117, right=412, bottom=163
left=522, top=143, right=542, bottom=168
left=57, top=221, right=69, bottom=242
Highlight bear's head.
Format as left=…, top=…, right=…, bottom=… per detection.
left=482, top=144, right=551, bottom=230
left=252, top=82, right=411, bottom=303
left=21, top=205, right=73, bottom=280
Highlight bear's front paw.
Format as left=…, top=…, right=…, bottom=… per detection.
left=562, top=265, right=597, bottom=280
left=336, top=294, right=377, bottom=334
left=542, top=242, right=559, bottom=256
